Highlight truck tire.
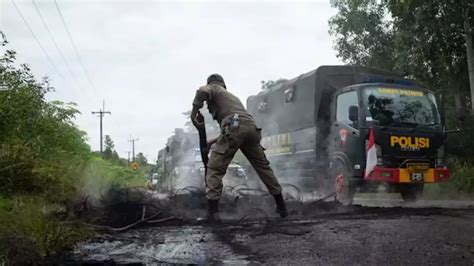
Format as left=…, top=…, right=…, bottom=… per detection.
left=332, top=161, right=355, bottom=205
left=399, top=184, right=423, bottom=202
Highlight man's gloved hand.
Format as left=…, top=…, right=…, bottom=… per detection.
left=192, top=111, right=205, bottom=129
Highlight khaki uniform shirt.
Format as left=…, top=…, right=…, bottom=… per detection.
left=192, top=84, right=253, bottom=125
left=193, top=83, right=283, bottom=199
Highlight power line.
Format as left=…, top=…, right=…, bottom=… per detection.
left=53, top=0, right=96, bottom=93
left=11, top=0, right=63, bottom=78
left=32, top=0, right=79, bottom=85
left=31, top=0, right=90, bottom=98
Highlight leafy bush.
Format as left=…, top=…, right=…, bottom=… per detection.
left=0, top=50, right=90, bottom=201
left=0, top=156, right=145, bottom=264
left=448, top=157, right=474, bottom=194
left=426, top=157, right=474, bottom=199
left=0, top=48, right=144, bottom=264
left=0, top=197, right=90, bottom=265
left=447, top=116, right=474, bottom=161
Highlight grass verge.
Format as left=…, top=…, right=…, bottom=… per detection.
left=0, top=157, right=146, bottom=265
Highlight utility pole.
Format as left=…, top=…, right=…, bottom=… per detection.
left=126, top=151, right=131, bottom=165
left=92, top=100, right=111, bottom=154
left=128, top=136, right=139, bottom=162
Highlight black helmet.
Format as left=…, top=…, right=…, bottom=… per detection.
left=207, top=73, right=226, bottom=88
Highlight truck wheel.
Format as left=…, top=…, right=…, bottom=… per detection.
left=333, top=161, right=355, bottom=205
left=399, top=184, right=423, bottom=202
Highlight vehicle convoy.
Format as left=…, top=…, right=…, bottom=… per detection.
left=247, top=65, right=450, bottom=204
left=154, top=128, right=247, bottom=192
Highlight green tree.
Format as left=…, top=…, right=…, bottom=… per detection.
left=0, top=49, right=90, bottom=199
left=328, top=0, right=395, bottom=69
left=102, top=135, right=121, bottom=162
left=135, top=152, right=147, bottom=166
left=329, top=0, right=471, bottom=112
left=103, top=135, right=114, bottom=160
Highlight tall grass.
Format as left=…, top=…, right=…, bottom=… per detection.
left=449, top=157, right=474, bottom=194
left=0, top=197, right=90, bottom=265
left=0, top=157, right=146, bottom=265
left=78, top=157, right=146, bottom=202
left=424, top=157, right=474, bottom=199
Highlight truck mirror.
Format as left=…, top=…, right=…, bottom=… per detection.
left=349, top=105, right=359, bottom=122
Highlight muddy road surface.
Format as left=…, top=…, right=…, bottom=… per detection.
left=68, top=194, right=474, bottom=265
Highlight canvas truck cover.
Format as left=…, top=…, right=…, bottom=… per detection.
left=247, top=65, right=410, bottom=136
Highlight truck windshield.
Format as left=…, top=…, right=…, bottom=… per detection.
left=363, top=87, right=440, bottom=127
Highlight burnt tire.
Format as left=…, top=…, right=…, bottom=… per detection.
left=332, top=161, right=355, bottom=205
left=399, top=183, right=423, bottom=202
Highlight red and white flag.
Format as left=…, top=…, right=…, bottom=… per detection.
left=365, top=127, right=377, bottom=178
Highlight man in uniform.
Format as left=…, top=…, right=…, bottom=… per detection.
left=191, top=73, right=288, bottom=222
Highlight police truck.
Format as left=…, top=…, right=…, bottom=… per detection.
left=247, top=65, right=450, bottom=204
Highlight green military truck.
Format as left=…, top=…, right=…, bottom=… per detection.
left=247, top=65, right=450, bottom=204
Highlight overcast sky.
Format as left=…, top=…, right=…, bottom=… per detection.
left=0, top=0, right=342, bottom=162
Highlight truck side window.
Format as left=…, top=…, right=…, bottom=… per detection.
left=336, top=91, right=358, bottom=123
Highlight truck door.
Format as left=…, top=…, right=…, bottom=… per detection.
left=331, top=90, right=365, bottom=176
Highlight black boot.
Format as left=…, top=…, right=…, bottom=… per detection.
left=273, top=194, right=289, bottom=218
left=207, top=199, right=222, bottom=224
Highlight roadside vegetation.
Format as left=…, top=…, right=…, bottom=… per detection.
left=0, top=48, right=146, bottom=264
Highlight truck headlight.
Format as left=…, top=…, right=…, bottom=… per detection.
left=376, top=144, right=382, bottom=165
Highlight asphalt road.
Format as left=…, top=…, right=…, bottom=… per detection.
left=353, top=193, right=474, bottom=209
left=69, top=195, right=474, bottom=265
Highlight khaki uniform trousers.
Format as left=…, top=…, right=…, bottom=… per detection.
left=206, top=119, right=282, bottom=200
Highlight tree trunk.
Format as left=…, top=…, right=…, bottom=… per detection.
left=464, top=5, right=474, bottom=114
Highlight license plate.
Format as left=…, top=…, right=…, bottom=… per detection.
left=411, top=172, right=425, bottom=182
left=407, top=163, right=429, bottom=173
